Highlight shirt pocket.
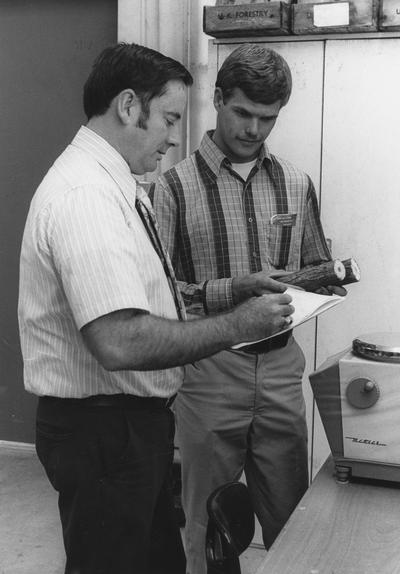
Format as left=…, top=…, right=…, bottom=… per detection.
left=263, top=221, right=284, bottom=269
left=263, top=220, right=302, bottom=270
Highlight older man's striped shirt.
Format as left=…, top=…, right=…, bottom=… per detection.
left=18, top=126, right=183, bottom=398
left=151, top=131, right=332, bottom=315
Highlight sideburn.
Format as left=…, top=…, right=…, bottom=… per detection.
left=136, top=100, right=150, bottom=130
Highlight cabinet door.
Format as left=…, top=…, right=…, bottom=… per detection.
left=319, top=39, right=400, bottom=361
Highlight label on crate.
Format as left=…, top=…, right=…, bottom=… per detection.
left=380, top=0, right=400, bottom=27
left=313, top=2, right=350, bottom=26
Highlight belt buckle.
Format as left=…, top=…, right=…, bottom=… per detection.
left=241, top=330, right=291, bottom=355
left=240, top=339, right=272, bottom=354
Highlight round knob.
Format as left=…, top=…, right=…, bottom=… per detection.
left=364, top=380, right=375, bottom=392
left=346, top=377, right=380, bottom=409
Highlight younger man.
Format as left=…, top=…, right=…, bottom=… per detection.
left=152, top=44, right=345, bottom=574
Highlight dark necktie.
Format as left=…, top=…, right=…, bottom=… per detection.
left=135, top=195, right=186, bottom=321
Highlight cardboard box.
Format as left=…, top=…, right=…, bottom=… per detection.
left=292, top=0, right=378, bottom=34
left=379, top=0, right=400, bottom=30
left=203, top=2, right=291, bottom=37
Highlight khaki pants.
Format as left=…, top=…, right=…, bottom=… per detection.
left=175, top=336, right=309, bottom=574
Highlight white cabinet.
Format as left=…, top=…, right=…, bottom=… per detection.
left=210, top=35, right=400, bottom=479
left=320, top=38, right=400, bottom=347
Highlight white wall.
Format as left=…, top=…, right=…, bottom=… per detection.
left=118, top=0, right=214, bottom=177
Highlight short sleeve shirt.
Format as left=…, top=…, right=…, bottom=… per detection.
left=18, top=126, right=183, bottom=398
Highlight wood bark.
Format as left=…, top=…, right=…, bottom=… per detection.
left=280, top=260, right=346, bottom=291
left=280, top=258, right=360, bottom=291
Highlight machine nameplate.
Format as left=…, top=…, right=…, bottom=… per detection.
left=345, top=436, right=387, bottom=446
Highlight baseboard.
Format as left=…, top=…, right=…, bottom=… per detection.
left=0, top=440, right=36, bottom=454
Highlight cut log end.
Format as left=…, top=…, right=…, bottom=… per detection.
left=341, top=258, right=361, bottom=285
left=333, top=260, right=346, bottom=281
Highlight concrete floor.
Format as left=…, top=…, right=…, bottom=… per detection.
left=0, top=442, right=64, bottom=574
left=0, top=442, right=266, bottom=574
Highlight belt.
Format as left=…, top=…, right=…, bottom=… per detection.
left=40, top=393, right=177, bottom=409
left=239, top=330, right=291, bottom=354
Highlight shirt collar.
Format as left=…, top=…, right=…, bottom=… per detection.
left=199, top=130, right=272, bottom=177
left=71, top=126, right=141, bottom=207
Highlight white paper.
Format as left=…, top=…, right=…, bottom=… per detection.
left=313, top=2, right=350, bottom=27
left=233, top=287, right=344, bottom=349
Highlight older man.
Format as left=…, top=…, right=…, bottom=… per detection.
left=18, top=42, right=294, bottom=574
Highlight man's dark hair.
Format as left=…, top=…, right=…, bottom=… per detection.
left=215, top=44, right=292, bottom=107
left=83, top=42, right=193, bottom=120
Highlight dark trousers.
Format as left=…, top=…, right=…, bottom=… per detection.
left=36, top=396, right=186, bottom=574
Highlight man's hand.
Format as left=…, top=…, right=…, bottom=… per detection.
left=232, top=271, right=292, bottom=305
left=232, top=292, right=294, bottom=342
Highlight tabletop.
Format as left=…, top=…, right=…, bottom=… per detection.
left=255, top=457, right=400, bottom=574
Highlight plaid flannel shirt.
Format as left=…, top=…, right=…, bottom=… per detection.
left=151, top=131, right=331, bottom=316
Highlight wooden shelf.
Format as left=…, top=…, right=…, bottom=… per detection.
left=211, top=30, right=400, bottom=43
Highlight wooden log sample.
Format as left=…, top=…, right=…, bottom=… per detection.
left=341, top=258, right=361, bottom=286
left=279, top=258, right=361, bottom=291
left=280, top=260, right=346, bottom=291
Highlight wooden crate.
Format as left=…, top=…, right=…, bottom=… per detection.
left=379, top=0, right=400, bottom=30
left=203, top=2, right=291, bottom=37
left=292, top=0, right=378, bottom=34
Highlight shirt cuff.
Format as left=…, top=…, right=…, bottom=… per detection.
left=203, top=278, right=234, bottom=315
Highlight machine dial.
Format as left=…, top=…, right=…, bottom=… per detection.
left=345, top=377, right=380, bottom=409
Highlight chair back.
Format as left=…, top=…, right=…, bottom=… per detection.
left=206, top=481, right=255, bottom=574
